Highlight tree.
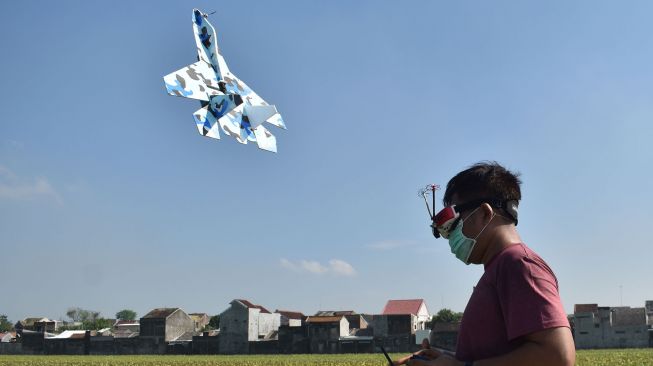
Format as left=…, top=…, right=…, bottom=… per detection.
left=431, top=308, right=463, bottom=323
left=82, top=317, right=112, bottom=330
left=66, top=307, right=82, bottom=322
left=115, top=309, right=137, bottom=321
left=66, top=307, right=100, bottom=323
left=206, top=315, right=220, bottom=330
left=0, top=315, right=12, bottom=332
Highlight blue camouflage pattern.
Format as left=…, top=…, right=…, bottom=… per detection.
left=164, top=9, right=286, bottom=152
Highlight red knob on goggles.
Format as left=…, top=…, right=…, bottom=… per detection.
left=431, top=206, right=460, bottom=239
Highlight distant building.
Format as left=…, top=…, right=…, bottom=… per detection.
left=572, top=303, right=649, bottom=349
left=0, top=332, right=16, bottom=343
left=312, top=311, right=367, bottom=334
left=430, top=322, right=460, bottom=351
left=344, top=314, right=368, bottom=333
left=219, top=299, right=281, bottom=354
left=139, top=308, right=195, bottom=342
left=275, top=310, right=304, bottom=327
left=189, top=313, right=210, bottom=332
left=113, top=320, right=139, bottom=338
left=15, top=318, right=58, bottom=333
left=305, top=316, right=349, bottom=353
left=373, top=314, right=415, bottom=336
left=382, top=299, right=431, bottom=331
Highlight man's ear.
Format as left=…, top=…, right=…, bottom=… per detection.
left=481, top=202, right=494, bottom=221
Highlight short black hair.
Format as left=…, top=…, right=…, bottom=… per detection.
left=443, top=161, right=522, bottom=208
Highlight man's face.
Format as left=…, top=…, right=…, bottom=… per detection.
left=449, top=194, right=492, bottom=264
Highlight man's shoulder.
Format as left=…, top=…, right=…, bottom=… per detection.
left=489, top=243, right=549, bottom=272
left=492, top=243, right=530, bottom=265
left=491, top=243, right=557, bottom=282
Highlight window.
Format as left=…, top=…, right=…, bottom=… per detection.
left=615, top=330, right=626, bottom=334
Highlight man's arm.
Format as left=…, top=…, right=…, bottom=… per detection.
left=416, top=327, right=575, bottom=366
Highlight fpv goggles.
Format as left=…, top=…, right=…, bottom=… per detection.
left=431, top=198, right=518, bottom=239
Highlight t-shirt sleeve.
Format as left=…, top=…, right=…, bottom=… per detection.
left=495, top=252, right=570, bottom=341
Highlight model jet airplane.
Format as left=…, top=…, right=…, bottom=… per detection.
left=164, top=9, right=286, bottom=152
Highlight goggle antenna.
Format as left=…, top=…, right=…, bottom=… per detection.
left=418, top=184, right=440, bottom=219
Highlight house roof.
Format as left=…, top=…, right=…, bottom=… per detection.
left=172, top=331, right=196, bottom=342
left=574, top=304, right=598, bottom=314
left=236, top=299, right=271, bottom=314
left=275, top=310, right=305, bottom=319
left=305, top=316, right=345, bottom=324
left=114, top=320, right=139, bottom=326
left=189, top=313, right=209, bottom=317
left=382, top=299, right=425, bottom=315
left=142, top=308, right=180, bottom=319
left=113, top=329, right=139, bottom=338
left=314, top=310, right=355, bottom=316
left=49, top=330, right=86, bottom=339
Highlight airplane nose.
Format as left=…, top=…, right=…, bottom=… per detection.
left=193, top=9, right=203, bottom=25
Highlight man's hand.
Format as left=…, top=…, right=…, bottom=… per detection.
left=407, top=355, right=462, bottom=366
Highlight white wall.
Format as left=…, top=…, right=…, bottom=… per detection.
left=339, top=318, right=350, bottom=337
left=258, top=312, right=281, bottom=337
left=416, top=303, right=431, bottom=330
left=247, top=308, right=260, bottom=341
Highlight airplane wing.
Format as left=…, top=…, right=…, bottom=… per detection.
left=164, top=61, right=222, bottom=101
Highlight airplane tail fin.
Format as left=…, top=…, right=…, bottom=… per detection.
left=193, top=103, right=278, bottom=152
left=265, top=113, right=286, bottom=130
left=253, top=125, right=277, bottom=153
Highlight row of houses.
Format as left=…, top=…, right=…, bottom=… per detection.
left=1, top=298, right=434, bottom=355
left=569, top=301, right=653, bottom=349
left=5, top=299, right=650, bottom=355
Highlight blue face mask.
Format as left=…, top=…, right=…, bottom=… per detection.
left=448, top=207, right=494, bottom=265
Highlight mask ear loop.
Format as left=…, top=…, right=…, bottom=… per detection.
left=472, top=207, right=496, bottom=241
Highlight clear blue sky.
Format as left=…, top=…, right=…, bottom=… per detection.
left=1, top=0, right=652, bottom=322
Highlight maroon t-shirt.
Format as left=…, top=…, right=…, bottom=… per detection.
left=455, top=243, right=570, bottom=362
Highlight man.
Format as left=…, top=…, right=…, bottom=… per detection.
left=422, top=162, right=575, bottom=366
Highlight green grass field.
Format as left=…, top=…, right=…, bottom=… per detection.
left=1, top=349, right=653, bottom=365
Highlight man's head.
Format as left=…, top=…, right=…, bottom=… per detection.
left=443, top=161, right=521, bottom=217
left=439, top=161, right=522, bottom=264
